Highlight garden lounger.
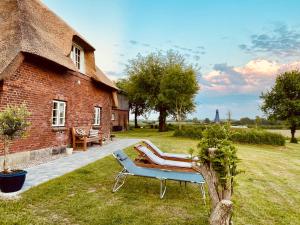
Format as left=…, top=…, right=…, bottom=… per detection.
left=134, top=144, right=195, bottom=172
left=112, top=150, right=206, bottom=201
left=143, top=140, right=199, bottom=162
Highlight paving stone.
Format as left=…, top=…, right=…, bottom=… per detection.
left=0, top=138, right=141, bottom=197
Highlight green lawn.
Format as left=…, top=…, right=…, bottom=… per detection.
left=1, top=129, right=299, bottom=225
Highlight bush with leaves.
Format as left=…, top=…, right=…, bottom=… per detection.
left=173, top=125, right=206, bottom=139
left=0, top=104, right=31, bottom=173
left=193, top=124, right=240, bottom=225
left=231, top=128, right=285, bottom=146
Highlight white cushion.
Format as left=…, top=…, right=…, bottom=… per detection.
left=163, top=159, right=192, bottom=168
left=89, top=129, right=98, bottom=137
left=144, top=140, right=165, bottom=155
left=163, top=152, right=190, bottom=159
left=137, top=145, right=192, bottom=168
left=144, top=140, right=191, bottom=159
left=137, top=145, right=165, bottom=165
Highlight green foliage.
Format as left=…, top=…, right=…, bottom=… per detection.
left=231, top=129, right=285, bottom=146
left=173, top=125, right=205, bottom=139
left=116, top=78, right=149, bottom=128
left=0, top=104, right=31, bottom=172
left=0, top=104, right=31, bottom=140
left=198, top=124, right=240, bottom=188
left=261, top=70, right=300, bottom=143
left=160, top=57, right=199, bottom=121
left=172, top=124, right=286, bottom=146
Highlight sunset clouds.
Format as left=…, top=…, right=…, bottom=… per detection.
left=201, top=59, right=300, bottom=95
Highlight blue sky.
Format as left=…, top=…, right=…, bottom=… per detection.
left=43, top=0, right=300, bottom=120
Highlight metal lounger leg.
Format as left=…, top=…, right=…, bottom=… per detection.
left=200, top=183, right=206, bottom=205
left=112, top=168, right=127, bottom=193
left=160, top=179, right=167, bottom=199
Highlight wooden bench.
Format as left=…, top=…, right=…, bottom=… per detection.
left=71, top=127, right=103, bottom=151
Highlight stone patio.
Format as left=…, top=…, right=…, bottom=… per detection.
left=0, top=138, right=141, bottom=199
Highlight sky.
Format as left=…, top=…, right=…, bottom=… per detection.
left=43, top=0, right=300, bottom=120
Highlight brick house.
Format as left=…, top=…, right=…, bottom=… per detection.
left=0, top=0, right=119, bottom=162
left=112, top=92, right=129, bottom=131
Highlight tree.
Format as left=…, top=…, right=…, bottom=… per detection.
left=126, top=51, right=198, bottom=132
left=160, top=55, right=199, bottom=130
left=0, top=104, right=31, bottom=173
left=116, top=78, right=148, bottom=128
left=261, top=70, right=300, bottom=143
left=204, top=118, right=211, bottom=124
left=193, top=124, right=240, bottom=225
left=192, top=117, right=199, bottom=123
left=239, top=117, right=254, bottom=125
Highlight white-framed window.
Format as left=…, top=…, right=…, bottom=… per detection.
left=111, top=112, right=115, bottom=121
left=52, top=100, right=66, bottom=127
left=70, top=43, right=85, bottom=73
left=94, top=107, right=101, bottom=125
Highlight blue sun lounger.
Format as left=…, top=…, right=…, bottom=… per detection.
left=112, top=150, right=206, bottom=201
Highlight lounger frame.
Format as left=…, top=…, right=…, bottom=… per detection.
left=112, top=153, right=206, bottom=202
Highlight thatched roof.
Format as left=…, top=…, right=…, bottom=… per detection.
left=0, top=0, right=117, bottom=90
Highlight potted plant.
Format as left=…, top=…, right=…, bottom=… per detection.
left=0, top=104, right=31, bottom=193
left=66, top=144, right=73, bottom=155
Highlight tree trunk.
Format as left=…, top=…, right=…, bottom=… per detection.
left=193, top=147, right=234, bottom=225
left=290, top=124, right=297, bottom=143
left=158, top=108, right=167, bottom=132
left=209, top=200, right=233, bottom=225
left=3, top=139, right=10, bottom=173
left=134, top=108, right=139, bottom=128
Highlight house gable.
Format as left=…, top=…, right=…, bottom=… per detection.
left=0, top=0, right=117, bottom=90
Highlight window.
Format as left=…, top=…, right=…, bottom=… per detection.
left=70, top=43, right=85, bottom=73
left=111, top=112, right=115, bottom=121
left=94, top=107, right=101, bottom=125
left=52, top=100, right=66, bottom=127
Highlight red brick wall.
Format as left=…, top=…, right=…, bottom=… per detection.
left=111, top=109, right=129, bottom=130
left=0, top=56, right=114, bottom=154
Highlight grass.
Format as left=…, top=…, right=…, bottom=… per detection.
left=0, top=128, right=299, bottom=225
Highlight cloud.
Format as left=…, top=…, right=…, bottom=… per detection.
left=193, top=55, right=200, bottom=61
left=197, top=46, right=205, bottom=50
left=129, top=40, right=139, bottom=45
left=201, top=59, right=300, bottom=95
left=240, top=24, right=300, bottom=57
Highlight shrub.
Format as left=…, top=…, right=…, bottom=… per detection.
left=231, top=129, right=285, bottom=146
left=0, top=104, right=31, bottom=173
left=166, top=123, right=177, bottom=131
left=173, top=125, right=205, bottom=139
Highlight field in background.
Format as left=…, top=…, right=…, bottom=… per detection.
left=267, top=129, right=300, bottom=138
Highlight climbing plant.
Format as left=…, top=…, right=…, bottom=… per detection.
left=194, top=124, right=241, bottom=225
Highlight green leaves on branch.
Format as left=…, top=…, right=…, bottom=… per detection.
left=0, top=104, right=31, bottom=141
left=260, top=70, right=300, bottom=143
left=198, top=124, right=240, bottom=188
left=122, top=50, right=199, bottom=131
